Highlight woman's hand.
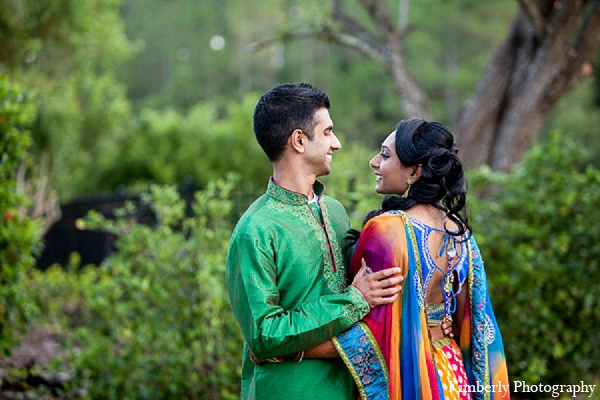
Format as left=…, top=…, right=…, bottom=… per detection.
left=351, top=259, right=403, bottom=308
left=441, top=321, right=454, bottom=339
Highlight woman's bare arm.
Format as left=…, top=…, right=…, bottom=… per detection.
left=452, top=281, right=468, bottom=343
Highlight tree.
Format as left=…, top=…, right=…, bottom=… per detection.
left=0, top=0, right=136, bottom=200
left=458, top=0, right=600, bottom=170
left=252, top=0, right=600, bottom=171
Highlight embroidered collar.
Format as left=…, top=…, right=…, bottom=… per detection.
left=266, top=177, right=326, bottom=205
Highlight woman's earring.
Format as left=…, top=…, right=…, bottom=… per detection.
left=402, top=178, right=414, bottom=198
left=402, top=177, right=413, bottom=198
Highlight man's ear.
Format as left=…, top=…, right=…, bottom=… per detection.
left=290, top=129, right=305, bottom=153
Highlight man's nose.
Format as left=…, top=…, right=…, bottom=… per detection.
left=331, top=133, right=341, bottom=150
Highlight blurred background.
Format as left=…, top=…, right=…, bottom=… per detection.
left=1, top=0, right=599, bottom=398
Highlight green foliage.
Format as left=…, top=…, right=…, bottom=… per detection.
left=30, top=69, right=134, bottom=199
left=0, top=0, right=137, bottom=200
left=23, top=254, right=101, bottom=334
left=468, top=132, right=600, bottom=386
left=0, top=0, right=133, bottom=73
left=15, top=133, right=600, bottom=396
left=96, top=93, right=271, bottom=198
left=22, top=178, right=243, bottom=399
left=0, top=76, right=42, bottom=354
left=543, top=80, right=600, bottom=170
left=324, top=59, right=400, bottom=148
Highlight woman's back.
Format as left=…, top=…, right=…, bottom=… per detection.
left=403, top=204, right=469, bottom=342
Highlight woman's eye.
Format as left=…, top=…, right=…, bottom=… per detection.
left=381, top=152, right=390, bottom=159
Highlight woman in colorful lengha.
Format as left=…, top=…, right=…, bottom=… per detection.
left=334, top=119, right=510, bottom=400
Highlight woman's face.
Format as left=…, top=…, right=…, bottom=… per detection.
left=369, top=132, right=415, bottom=195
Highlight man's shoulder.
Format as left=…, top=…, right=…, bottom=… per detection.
left=232, top=194, right=291, bottom=236
left=321, top=194, right=347, bottom=212
left=233, top=194, right=270, bottom=231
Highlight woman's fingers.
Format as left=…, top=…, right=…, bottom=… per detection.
left=441, top=322, right=454, bottom=338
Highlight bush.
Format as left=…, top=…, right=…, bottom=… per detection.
left=80, top=178, right=241, bottom=399
left=468, top=131, right=600, bottom=387
left=0, top=76, right=42, bottom=354
left=23, top=177, right=243, bottom=399
left=96, top=94, right=271, bottom=197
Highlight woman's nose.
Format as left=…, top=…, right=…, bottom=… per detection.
left=369, top=155, right=379, bottom=168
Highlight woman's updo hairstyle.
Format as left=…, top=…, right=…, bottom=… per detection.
left=366, top=118, right=470, bottom=238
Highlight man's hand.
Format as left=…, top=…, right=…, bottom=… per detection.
left=247, top=348, right=304, bottom=366
left=351, top=259, right=403, bottom=308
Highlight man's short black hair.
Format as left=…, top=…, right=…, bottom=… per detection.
left=253, top=83, right=330, bottom=162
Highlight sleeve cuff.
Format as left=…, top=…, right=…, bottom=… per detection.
left=341, top=285, right=370, bottom=324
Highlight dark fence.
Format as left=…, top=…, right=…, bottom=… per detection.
left=35, top=179, right=200, bottom=270
left=36, top=191, right=149, bottom=270
left=35, top=179, right=258, bottom=270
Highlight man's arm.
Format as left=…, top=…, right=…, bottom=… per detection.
left=304, top=340, right=338, bottom=358
left=245, top=260, right=404, bottom=364
left=226, top=231, right=401, bottom=360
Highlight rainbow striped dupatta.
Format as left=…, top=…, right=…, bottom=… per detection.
left=333, top=212, right=509, bottom=400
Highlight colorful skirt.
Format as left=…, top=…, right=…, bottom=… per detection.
left=432, top=338, right=472, bottom=400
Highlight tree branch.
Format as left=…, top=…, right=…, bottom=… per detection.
left=553, top=2, right=600, bottom=93
left=17, top=152, right=62, bottom=234
left=246, top=27, right=389, bottom=65
left=245, top=32, right=318, bottom=53
left=331, top=0, right=388, bottom=52
left=518, top=0, right=547, bottom=36
left=571, top=1, right=600, bottom=63
left=359, top=0, right=399, bottom=38
left=249, top=0, right=431, bottom=119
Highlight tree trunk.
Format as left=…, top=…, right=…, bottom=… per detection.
left=457, top=1, right=600, bottom=171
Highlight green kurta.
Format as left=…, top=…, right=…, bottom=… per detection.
left=226, top=179, right=370, bottom=400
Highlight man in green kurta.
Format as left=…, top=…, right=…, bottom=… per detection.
left=226, top=83, right=402, bottom=399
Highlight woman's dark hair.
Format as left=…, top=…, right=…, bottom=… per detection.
left=349, top=119, right=470, bottom=246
